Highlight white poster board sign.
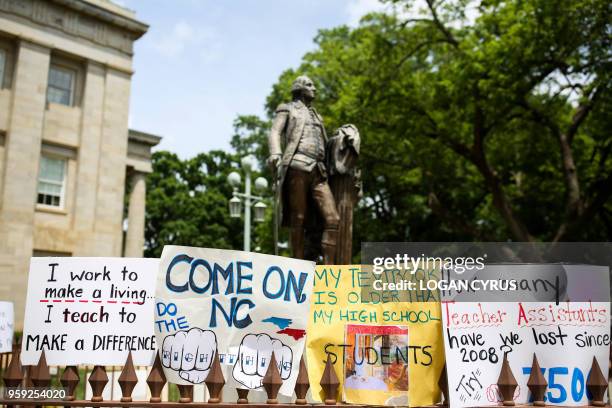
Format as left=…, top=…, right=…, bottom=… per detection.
left=442, top=265, right=610, bottom=408
left=155, top=246, right=315, bottom=396
left=22, top=257, right=158, bottom=366
left=0, top=301, right=14, bottom=353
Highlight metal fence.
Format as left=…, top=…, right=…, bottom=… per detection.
left=0, top=340, right=610, bottom=407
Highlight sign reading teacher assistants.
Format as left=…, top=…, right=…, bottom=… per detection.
left=154, top=246, right=314, bottom=396
left=441, top=265, right=610, bottom=408
left=22, top=257, right=158, bottom=366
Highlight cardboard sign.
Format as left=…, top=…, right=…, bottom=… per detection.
left=154, top=246, right=315, bottom=396
left=22, top=257, right=159, bottom=365
left=441, top=265, right=610, bottom=408
left=0, top=301, right=14, bottom=353
left=306, top=265, right=444, bottom=406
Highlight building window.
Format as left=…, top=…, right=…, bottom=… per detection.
left=0, top=49, right=5, bottom=88
left=37, top=156, right=66, bottom=207
left=0, top=38, right=15, bottom=89
left=47, top=64, right=75, bottom=106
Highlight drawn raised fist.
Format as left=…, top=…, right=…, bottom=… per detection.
left=161, top=328, right=217, bottom=383
left=232, top=333, right=293, bottom=389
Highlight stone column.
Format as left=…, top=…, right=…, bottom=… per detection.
left=124, top=171, right=146, bottom=257
left=95, top=68, right=131, bottom=256
left=73, top=62, right=105, bottom=251
left=0, top=40, right=50, bottom=328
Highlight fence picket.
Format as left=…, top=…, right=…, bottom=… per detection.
left=587, top=356, right=608, bottom=407
left=88, top=365, right=108, bottom=402
left=319, top=354, right=339, bottom=405
left=177, top=384, right=193, bottom=403
left=263, top=352, right=283, bottom=404
left=204, top=349, right=224, bottom=403
left=294, top=355, right=309, bottom=405
left=118, top=351, right=138, bottom=402
left=60, top=365, right=80, bottom=401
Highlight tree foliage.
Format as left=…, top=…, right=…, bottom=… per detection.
left=263, top=0, right=611, bottom=243
left=230, top=115, right=282, bottom=255
left=145, top=120, right=278, bottom=257
left=144, top=150, right=243, bottom=257
left=146, top=0, right=611, bottom=257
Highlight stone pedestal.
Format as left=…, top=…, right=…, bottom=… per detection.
left=329, top=174, right=358, bottom=264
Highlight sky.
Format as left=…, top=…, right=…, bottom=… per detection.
left=119, top=0, right=388, bottom=158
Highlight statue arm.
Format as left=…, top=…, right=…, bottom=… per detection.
left=268, top=109, right=288, bottom=157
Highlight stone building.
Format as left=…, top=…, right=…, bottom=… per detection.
left=0, top=0, right=159, bottom=327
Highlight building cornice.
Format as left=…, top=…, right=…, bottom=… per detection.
left=0, top=0, right=148, bottom=55
left=128, top=129, right=160, bottom=173
left=128, top=129, right=162, bottom=147
left=49, top=0, right=148, bottom=38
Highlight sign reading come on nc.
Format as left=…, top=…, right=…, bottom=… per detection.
left=21, top=257, right=158, bottom=366
left=154, top=246, right=315, bottom=397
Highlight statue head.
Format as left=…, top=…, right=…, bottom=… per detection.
left=291, top=75, right=317, bottom=102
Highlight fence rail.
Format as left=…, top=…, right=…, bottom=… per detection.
left=0, top=341, right=610, bottom=408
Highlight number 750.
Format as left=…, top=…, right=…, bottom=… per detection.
left=522, top=366, right=593, bottom=404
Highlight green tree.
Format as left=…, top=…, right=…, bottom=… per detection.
left=231, top=115, right=271, bottom=177
left=259, top=0, right=611, bottom=243
left=230, top=116, right=283, bottom=255
left=145, top=121, right=278, bottom=256
left=144, top=150, right=244, bottom=257
left=147, top=0, right=611, bottom=256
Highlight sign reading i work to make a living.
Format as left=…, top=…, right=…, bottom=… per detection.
left=0, top=301, right=14, bottom=353
left=155, top=246, right=315, bottom=397
left=22, top=257, right=158, bottom=366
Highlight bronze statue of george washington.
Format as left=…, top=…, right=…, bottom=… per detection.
left=267, top=75, right=340, bottom=263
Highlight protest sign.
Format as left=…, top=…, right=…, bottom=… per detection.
left=22, top=257, right=158, bottom=365
left=441, top=264, right=611, bottom=408
left=0, top=301, right=14, bottom=353
left=306, top=265, right=444, bottom=406
left=154, top=246, right=315, bottom=397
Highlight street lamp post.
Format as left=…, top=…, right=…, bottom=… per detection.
left=227, top=155, right=269, bottom=252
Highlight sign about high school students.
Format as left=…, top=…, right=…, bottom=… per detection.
left=154, top=246, right=315, bottom=396
left=22, top=257, right=159, bottom=366
left=441, top=264, right=610, bottom=408
left=306, top=265, right=444, bottom=407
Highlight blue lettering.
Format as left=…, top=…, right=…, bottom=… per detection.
left=234, top=299, right=255, bottom=328
left=177, top=316, right=189, bottom=329
left=571, top=367, right=584, bottom=402
left=156, top=302, right=177, bottom=317
left=210, top=297, right=233, bottom=328
left=212, top=262, right=234, bottom=295
left=236, top=261, right=253, bottom=294
left=285, top=271, right=308, bottom=303
left=547, top=366, right=568, bottom=403
left=189, top=259, right=212, bottom=294
left=263, top=266, right=285, bottom=299
left=209, top=297, right=255, bottom=328
left=166, top=254, right=192, bottom=292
